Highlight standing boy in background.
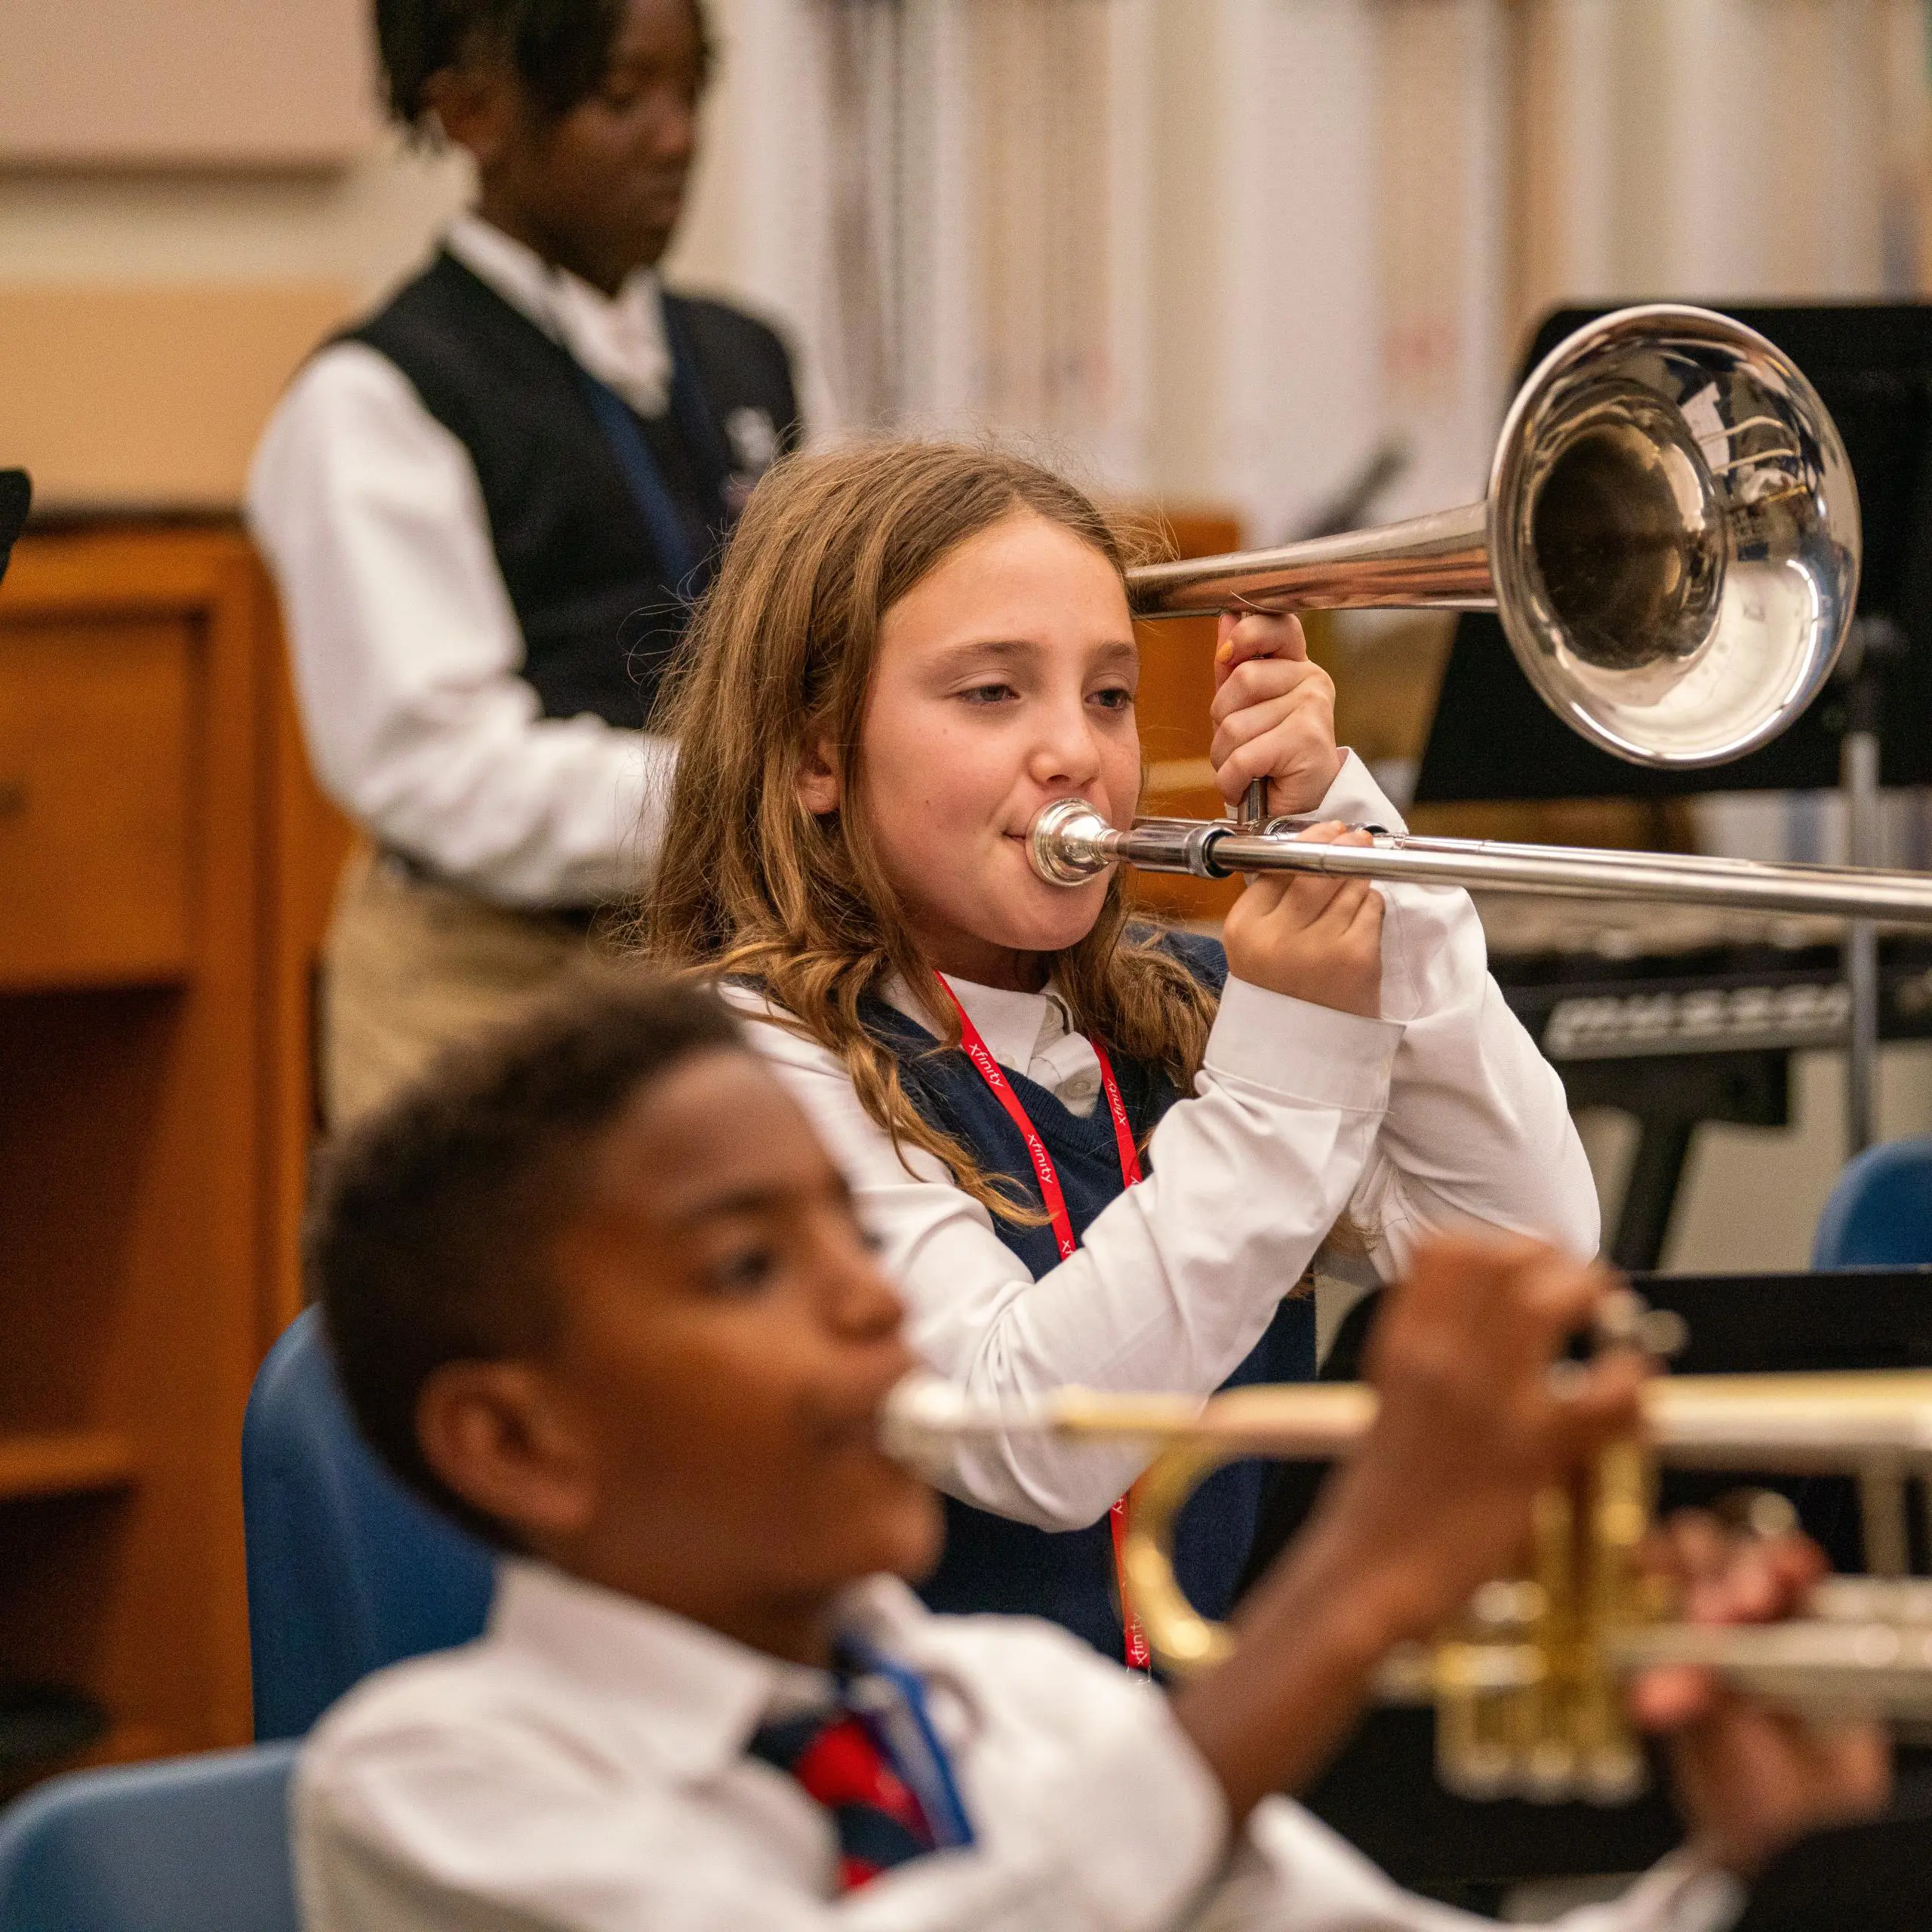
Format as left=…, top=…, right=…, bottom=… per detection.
left=249, top=0, right=800, bottom=1126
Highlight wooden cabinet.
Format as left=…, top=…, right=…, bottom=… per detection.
left=0, top=520, right=347, bottom=1792
left=0, top=614, right=194, bottom=987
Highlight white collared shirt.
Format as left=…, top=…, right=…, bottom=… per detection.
left=294, top=1558, right=1741, bottom=1932
left=729, top=755, right=1601, bottom=1529
left=245, top=214, right=688, bottom=908
left=445, top=212, right=674, bottom=414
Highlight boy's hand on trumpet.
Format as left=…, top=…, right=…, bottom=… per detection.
left=1173, top=1230, right=1891, bottom=1872
left=1300, top=1232, right=1647, bottom=1646
left=1631, top=1512, right=1890, bottom=1879
left=1175, top=1233, right=1644, bottom=1819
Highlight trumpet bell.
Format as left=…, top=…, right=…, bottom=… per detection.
left=1491, top=304, right=1860, bottom=768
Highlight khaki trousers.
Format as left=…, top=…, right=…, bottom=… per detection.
left=321, top=848, right=608, bottom=1130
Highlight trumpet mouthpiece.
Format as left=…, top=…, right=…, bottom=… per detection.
left=875, top=1376, right=1060, bottom=1476
left=876, top=1374, right=976, bottom=1475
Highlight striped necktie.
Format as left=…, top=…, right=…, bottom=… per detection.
left=749, top=1694, right=940, bottom=1891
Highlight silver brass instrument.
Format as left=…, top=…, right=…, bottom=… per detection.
left=1028, top=304, right=1932, bottom=928
left=883, top=1368, right=1932, bottom=1803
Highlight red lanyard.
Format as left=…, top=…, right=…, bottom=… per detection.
left=939, top=982, right=1152, bottom=1672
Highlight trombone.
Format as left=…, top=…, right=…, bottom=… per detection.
left=1029, top=304, right=1932, bottom=928
left=883, top=1364, right=1932, bottom=1804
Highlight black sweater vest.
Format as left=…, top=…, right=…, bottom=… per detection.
left=868, top=934, right=1317, bottom=1660
left=342, top=251, right=801, bottom=731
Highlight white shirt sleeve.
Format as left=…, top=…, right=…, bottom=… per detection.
left=734, top=980, right=1401, bottom=1530
left=245, top=342, right=670, bottom=908
left=1315, top=755, right=1602, bottom=1272
left=1203, top=1801, right=1743, bottom=1932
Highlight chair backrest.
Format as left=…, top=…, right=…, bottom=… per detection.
left=1813, top=1137, right=1932, bottom=1268
left=242, top=1307, right=495, bottom=1740
left=0, top=1743, right=300, bottom=1932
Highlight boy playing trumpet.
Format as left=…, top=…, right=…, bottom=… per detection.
left=296, top=982, right=1884, bottom=1930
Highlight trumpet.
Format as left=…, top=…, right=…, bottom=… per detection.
left=1028, top=303, right=1932, bottom=928
left=882, top=1367, right=1932, bottom=1803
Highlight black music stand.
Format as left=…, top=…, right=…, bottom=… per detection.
left=1417, top=307, right=1932, bottom=1259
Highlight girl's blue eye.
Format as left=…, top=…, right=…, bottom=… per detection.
left=959, top=683, right=1017, bottom=706
left=1091, top=685, right=1134, bottom=711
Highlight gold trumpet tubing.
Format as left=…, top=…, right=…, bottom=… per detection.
left=1604, top=1619, right=1932, bottom=1719
left=881, top=1373, right=1932, bottom=1792
left=882, top=1372, right=1932, bottom=1475
left=877, top=1375, right=1372, bottom=1478
left=1373, top=1615, right=1932, bottom=1724
left=1026, top=801, right=1932, bottom=930
left=1645, top=1372, right=1932, bottom=1472
left=1571, top=1442, right=1653, bottom=1801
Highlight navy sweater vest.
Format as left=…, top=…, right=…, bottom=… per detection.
left=340, top=251, right=801, bottom=733
left=867, top=934, right=1316, bottom=1659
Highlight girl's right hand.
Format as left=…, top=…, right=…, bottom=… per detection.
left=1219, top=823, right=1384, bottom=1018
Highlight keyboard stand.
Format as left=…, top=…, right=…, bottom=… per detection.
left=1558, top=1049, right=1789, bottom=1270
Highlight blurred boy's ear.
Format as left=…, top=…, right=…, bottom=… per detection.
left=795, top=738, right=840, bottom=817
left=418, top=1361, right=596, bottom=1543
left=420, top=60, right=521, bottom=168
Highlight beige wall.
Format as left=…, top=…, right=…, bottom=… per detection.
left=0, top=0, right=377, bottom=168
left=6, top=0, right=1921, bottom=512
left=0, top=23, right=751, bottom=509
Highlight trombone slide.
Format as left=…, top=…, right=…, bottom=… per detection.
left=1026, top=801, right=1932, bottom=930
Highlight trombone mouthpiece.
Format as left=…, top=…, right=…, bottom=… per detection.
left=1028, top=799, right=1117, bottom=887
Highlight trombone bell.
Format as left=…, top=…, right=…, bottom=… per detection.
left=1124, top=304, right=1861, bottom=771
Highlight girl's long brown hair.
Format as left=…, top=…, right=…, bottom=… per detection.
left=643, top=440, right=1220, bottom=1220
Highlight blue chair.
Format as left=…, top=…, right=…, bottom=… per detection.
left=1812, top=1136, right=1932, bottom=1268
left=242, top=1308, right=495, bottom=1740
left=0, top=1742, right=299, bottom=1932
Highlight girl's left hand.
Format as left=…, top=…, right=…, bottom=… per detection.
left=1209, top=611, right=1346, bottom=818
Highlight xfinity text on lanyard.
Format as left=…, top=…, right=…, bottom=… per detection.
left=939, top=983, right=1153, bottom=1673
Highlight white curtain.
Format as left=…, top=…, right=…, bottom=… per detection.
left=799, top=0, right=1149, bottom=480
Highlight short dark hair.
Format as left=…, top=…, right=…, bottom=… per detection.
left=373, top=0, right=712, bottom=128
left=306, top=977, right=745, bottom=1544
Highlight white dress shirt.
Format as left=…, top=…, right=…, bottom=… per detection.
left=294, top=1558, right=1741, bottom=1932
left=245, top=214, right=680, bottom=909
left=731, top=755, right=1601, bottom=1530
